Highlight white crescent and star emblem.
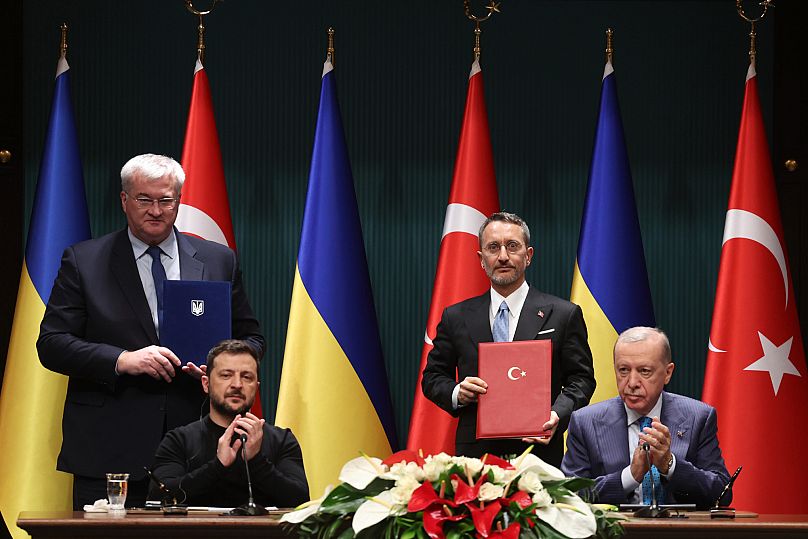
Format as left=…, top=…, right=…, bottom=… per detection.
left=507, top=366, right=527, bottom=381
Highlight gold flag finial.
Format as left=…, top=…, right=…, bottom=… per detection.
left=327, top=27, right=335, bottom=66
left=60, top=23, right=68, bottom=57
left=735, top=0, right=774, bottom=64
left=463, top=0, right=501, bottom=61
left=185, top=0, right=221, bottom=64
left=605, top=28, right=614, bottom=64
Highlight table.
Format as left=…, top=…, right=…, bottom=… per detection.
left=17, top=511, right=808, bottom=539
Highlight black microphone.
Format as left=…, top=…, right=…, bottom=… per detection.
left=633, top=443, right=671, bottom=518
left=143, top=467, right=187, bottom=515
left=229, top=432, right=268, bottom=516
left=711, top=465, right=742, bottom=518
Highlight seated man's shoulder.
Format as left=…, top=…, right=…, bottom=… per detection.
left=572, top=397, right=622, bottom=422
left=663, top=392, right=716, bottom=417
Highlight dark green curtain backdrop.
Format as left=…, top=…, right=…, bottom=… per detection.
left=22, top=1, right=773, bottom=448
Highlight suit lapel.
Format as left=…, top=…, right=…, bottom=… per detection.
left=110, top=229, right=159, bottom=343
left=660, top=392, right=691, bottom=459
left=463, top=292, right=493, bottom=344
left=598, top=399, right=631, bottom=472
left=513, top=287, right=553, bottom=340
left=176, top=229, right=204, bottom=280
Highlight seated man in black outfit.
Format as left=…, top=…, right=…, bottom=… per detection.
left=151, top=340, right=309, bottom=508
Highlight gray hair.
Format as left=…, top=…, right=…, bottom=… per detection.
left=615, top=326, right=672, bottom=364
left=120, top=154, right=185, bottom=195
left=478, top=212, right=531, bottom=248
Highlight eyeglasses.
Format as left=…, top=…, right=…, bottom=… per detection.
left=128, top=194, right=179, bottom=210
left=483, top=241, right=525, bottom=256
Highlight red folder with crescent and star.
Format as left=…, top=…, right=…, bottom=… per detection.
left=476, top=340, right=552, bottom=439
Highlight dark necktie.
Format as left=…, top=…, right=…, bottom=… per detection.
left=639, top=416, right=664, bottom=505
left=146, top=245, right=167, bottom=334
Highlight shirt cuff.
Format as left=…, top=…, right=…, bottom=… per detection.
left=452, top=384, right=462, bottom=410
left=621, top=466, right=640, bottom=494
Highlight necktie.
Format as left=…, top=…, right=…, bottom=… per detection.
left=147, top=245, right=167, bottom=334
left=492, top=300, right=509, bottom=342
left=639, top=416, right=664, bottom=505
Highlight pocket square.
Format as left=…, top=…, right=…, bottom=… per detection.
left=537, top=328, right=555, bottom=335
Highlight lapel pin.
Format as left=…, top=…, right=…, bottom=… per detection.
left=538, top=310, right=544, bottom=318
left=676, top=430, right=685, bottom=438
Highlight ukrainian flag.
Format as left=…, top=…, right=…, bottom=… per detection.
left=0, top=54, right=90, bottom=537
left=570, top=61, right=654, bottom=404
left=276, top=58, right=397, bottom=497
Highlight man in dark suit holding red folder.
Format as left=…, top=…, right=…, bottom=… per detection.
left=422, top=212, right=596, bottom=466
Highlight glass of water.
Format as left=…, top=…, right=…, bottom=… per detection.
left=106, top=473, right=129, bottom=511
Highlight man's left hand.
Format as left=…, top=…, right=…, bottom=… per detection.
left=522, top=410, right=559, bottom=445
left=233, top=412, right=266, bottom=461
left=181, top=362, right=207, bottom=380
left=639, top=416, right=673, bottom=474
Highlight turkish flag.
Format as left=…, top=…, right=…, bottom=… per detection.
left=406, top=60, right=499, bottom=455
left=702, top=64, right=808, bottom=513
left=176, top=60, right=263, bottom=417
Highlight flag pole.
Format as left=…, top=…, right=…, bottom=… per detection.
left=327, top=27, right=335, bottom=66
left=463, top=0, right=501, bottom=60
left=605, top=28, right=613, bottom=64
left=184, top=0, right=221, bottom=63
left=735, top=0, right=774, bottom=66
left=60, top=22, right=67, bottom=57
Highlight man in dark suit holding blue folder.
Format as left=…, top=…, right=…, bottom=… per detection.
left=38, top=153, right=265, bottom=509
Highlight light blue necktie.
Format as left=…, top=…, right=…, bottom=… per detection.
left=639, top=416, right=664, bottom=505
left=492, top=300, right=509, bottom=343
left=147, top=245, right=167, bottom=336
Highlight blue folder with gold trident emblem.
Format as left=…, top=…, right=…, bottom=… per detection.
left=161, top=280, right=231, bottom=365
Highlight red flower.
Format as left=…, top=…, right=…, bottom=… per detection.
left=452, top=473, right=485, bottom=505
left=467, top=502, right=501, bottom=537
left=423, top=507, right=464, bottom=539
left=480, top=454, right=515, bottom=470
left=500, top=490, right=532, bottom=510
left=408, top=481, right=456, bottom=513
left=485, top=522, right=521, bottom=539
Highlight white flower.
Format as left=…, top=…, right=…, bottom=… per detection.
left=422, top=460, right=444, bottom=482
left=484, top=464, right=515, bottom=485
left=453, top=456, right=484, bottom=476
left=385, top=461, right=425, bottom=482
left=352, top=490, right=406, bottom=534
left=426, top=452, right=453, bottom=465
left=338, top=455, right=385, bottom=489
left=532, top=487, right=552, bottom=508
left=510, top=453, right=566, bottom=481
left=517, top=471, right=543, bottom=494
left=477, top=482, right=505, bottom=502
left=280, top=485, right=333, bottom=524
left=390, top=475, right=421, bottom=506
left=536, top=494, right=596, bottom=538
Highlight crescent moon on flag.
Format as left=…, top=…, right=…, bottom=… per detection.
left=722, top=209, right=789, bottom=307
left=507, top=367, right=521, bottom=381
left=175, top=204, right=229, bottom=247
left=441, top=203, right=487, bottom=240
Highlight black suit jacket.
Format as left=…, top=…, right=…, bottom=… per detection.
left=422, top=287, right=595, bottom=466
left=37, top=228, right=265, bottom=480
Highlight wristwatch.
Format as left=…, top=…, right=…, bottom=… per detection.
left=662, top=454, right=674, bottom=475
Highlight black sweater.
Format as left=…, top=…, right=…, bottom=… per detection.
left=151, top=415, right=309, bottom=508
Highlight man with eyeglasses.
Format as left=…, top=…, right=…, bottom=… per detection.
left=422, top=212, right=595, bottom=466
left=38, top=153, right=265, bottom=509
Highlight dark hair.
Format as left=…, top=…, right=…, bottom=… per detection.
left=205, top=339, right=260, bottom=372
left=478, top=212, right=531, bottom=248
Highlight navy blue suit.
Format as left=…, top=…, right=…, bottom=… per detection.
left=38, top=228, right=265, bottom=481
left=561, top=392, right=731, bottom=508
left=422, top=287, right=595, bottom=466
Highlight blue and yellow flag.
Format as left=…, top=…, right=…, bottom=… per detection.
left=276, top=58, right=397, bottom=497
left=570, top=61, right=654, bottom=404
left=0, top=54, right=90, bottom=537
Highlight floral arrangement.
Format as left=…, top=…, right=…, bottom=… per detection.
left=281, top=448, right=625, bottom=539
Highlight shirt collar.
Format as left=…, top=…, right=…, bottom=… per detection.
left=489, top=280, right=529, bottom=320
left=128, top=228, right=178, bottom=261
left=624, top=393, right=664, bottom=426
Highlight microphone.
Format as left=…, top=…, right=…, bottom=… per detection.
left=711, top=465, right=742, bottom=518
left=143, top=467, right=187, bottom=515
left=633, top=443, right=671, bottom=518
left=229, top=432, right=268, bottom=516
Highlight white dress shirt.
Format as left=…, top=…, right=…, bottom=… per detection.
left=128, top=229, right=181, bottom=336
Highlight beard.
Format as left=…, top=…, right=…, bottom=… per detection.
left=483, top=263, right=523, bottom=287
left=210, top=392, right=253, bottom=419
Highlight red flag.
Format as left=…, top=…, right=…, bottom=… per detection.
left=407, top=60, right=500, bottom=455
left=176, top=60, right=263, bottom=417
left=703, top=64, right=808, bottom=513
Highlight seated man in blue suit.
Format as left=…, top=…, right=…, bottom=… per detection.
left=561, top=327, right=731, bottom=508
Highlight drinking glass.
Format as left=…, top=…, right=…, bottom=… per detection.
left=106, top=473, right=129, bottom=511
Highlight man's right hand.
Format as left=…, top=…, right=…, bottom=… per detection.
left=630, top=443, right=651, bottom=483
left=116, top=346, right=181, bottom=382
left=457, top=376, right=488, bottom=406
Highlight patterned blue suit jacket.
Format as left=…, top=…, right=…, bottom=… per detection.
left=561, top=392, right=731, bottom=508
